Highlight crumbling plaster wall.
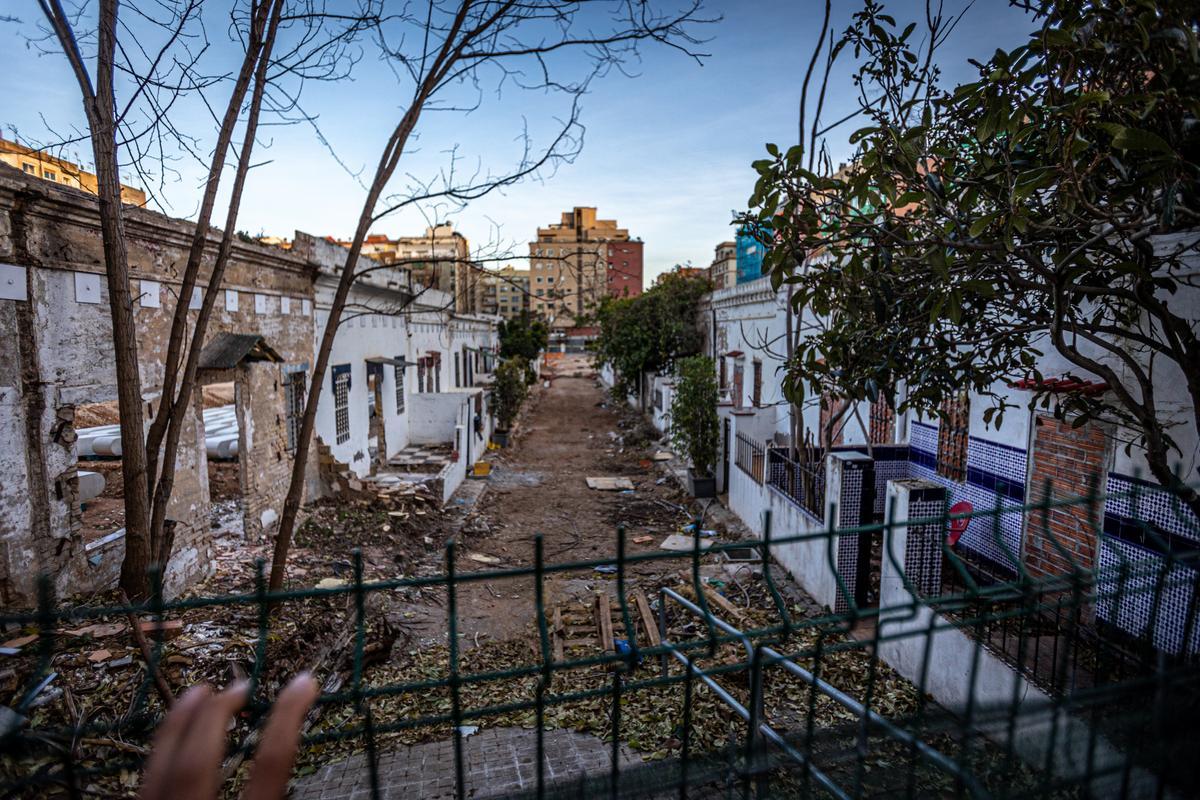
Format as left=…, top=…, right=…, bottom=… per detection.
left=0, top=167, right=315, bottom=603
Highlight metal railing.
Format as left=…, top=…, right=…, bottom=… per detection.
left=734, top=431, right=765, bottom=484
left=1, top=488, right=1198, bottom=798
left=935, top=517, right=1192, bottom=699
left=766, top=445, right=825, bottom=520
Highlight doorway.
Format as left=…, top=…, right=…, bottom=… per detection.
left=366, top=361, right=387, bottom=466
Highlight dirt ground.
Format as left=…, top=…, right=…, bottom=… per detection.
left=405, top=363, right=724, bottom=647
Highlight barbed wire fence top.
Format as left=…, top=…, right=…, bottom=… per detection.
left=2, top=482, right=1198, bottom=799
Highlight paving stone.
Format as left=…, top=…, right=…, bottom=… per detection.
left=292, top=727, right=640, bottom=799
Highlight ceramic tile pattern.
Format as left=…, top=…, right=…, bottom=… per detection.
left=908, top=421, right=1025, bottom=573
left=1097, top=474, right=1200, bottom=655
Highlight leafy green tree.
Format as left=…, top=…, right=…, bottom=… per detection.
left=499, top=312, right=549, bottom=362
left=492, top=357, right=530, bottom=431
left=742, top=0, right=1200, bottom=515
left=591, top=271, right=712, bottom=400
left=670, top=355, right=720, bottom=477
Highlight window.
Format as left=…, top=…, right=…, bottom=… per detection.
left=333, top=367, right=351, bottom=444
left=22, top=162, right=35, bottom=174
left=937, top=392, right=970, bottom=482
left=284, top=369, right=306, bottom=452
left=536, top=289, right=544, bottom=297
left=434, top=360, right=441, bottom=392
left=719, top=357, right=727, bottom=390
left=417, top=359, right=427, bottom=394
left=536, top=276, right=542, bottom=283
left=394, top=364, right=405, bottom=413
left=43, top=170, right=56, bottom=181
left=752, top=360, right=763, bottom=407
left=454, top=353, right=461, bottom=387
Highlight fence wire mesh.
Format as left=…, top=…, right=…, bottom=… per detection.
left=1, top=482, right=1198, bottom=799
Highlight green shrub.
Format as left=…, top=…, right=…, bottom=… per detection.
left=669, top=355, right=719, bottom=477
left=492, top=356, right=529, bottom=430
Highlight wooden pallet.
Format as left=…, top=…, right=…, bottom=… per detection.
left=548, top=588, right=661, bottom=659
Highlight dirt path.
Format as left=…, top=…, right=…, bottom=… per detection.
left=410, top=364, right=704, bottom=647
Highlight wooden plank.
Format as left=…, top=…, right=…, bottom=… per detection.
left=701, top=584, right=746, bottom=625
left=552, top=606, right=564, bottom=663
left=632, top=589, right=660, bottom=647
left=595, top=594, right=615, bottom=652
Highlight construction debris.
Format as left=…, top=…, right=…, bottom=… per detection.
left=586, top=476, right=636, bottom=491
left=659, top=534, right=713, bottom=552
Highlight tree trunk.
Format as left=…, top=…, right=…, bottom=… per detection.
left=146, top=0, right=283, bottom=566
left=90, top=0, right=153, bottom=598
left=269, top=107, right=424, bottom=592
left=143, top=0, right=276, bottom=545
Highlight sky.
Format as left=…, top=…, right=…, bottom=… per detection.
left=0, top=1, right=1036, bottom=284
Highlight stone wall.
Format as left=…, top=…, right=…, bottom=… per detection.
left=0, top=165, right=315, bottom=603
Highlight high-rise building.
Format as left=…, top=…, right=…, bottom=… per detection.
left=529, top=207, right=639, bottom=329
left=710, top=241, right=736, bottom=289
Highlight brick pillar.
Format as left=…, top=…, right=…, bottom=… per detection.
left=1025, top=414, right=1111, bottom=577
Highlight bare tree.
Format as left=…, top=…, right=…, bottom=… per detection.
left=268, top=0, right=714, bottom=591
left=38, top=0, right=379, bottom=597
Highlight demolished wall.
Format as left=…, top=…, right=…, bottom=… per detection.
left=0, top=166, right=315, bottom=603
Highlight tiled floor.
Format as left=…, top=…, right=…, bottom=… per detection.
left=290, top=727, right=641, bottom=799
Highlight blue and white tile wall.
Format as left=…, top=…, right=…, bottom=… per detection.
left=1098, top=474, right=1200, bottom=655
left=907, top=420, right=1028, bottom=574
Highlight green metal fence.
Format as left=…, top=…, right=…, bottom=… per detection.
left=1, top=485, right=1198, bottom=798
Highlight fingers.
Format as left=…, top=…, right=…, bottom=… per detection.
left=139, top=681, right=248, bottom=800
left=242, top=672, right=320, bottom=800
left=140, top=684, right=211, bottom=800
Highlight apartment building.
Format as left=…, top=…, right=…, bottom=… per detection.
left=475, top=265, right=530, bottom=320
left=710, top=241, right=737, bottom=289
left=0, top=136, right=147, bottom=205
left=350, top=223, right=479, bottom=314
left=530, top=207, right=638, bottom=329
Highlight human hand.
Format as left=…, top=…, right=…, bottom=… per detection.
left=139, top=672, right=320, bottom=800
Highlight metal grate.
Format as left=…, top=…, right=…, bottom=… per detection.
left=766, top=445, right=825, bottom=520
left=2, top=489, right=1198, bottom=798
left=394, top=364, right=405, bottom=414
left=334, top=370, right=351, bottom=444
left=285, top=370, right=306, bottom=452
left=734, top=432, right=765, bottom=484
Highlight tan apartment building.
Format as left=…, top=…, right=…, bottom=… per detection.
left=529, top=207, right=633, bottom=329
left=0, top=137, right=147, bottom=206
left=475, top=265, right=530, bottom=320
left=710, top=240, right=737, bottom=289
left=350, top=223, right=477, bottom=313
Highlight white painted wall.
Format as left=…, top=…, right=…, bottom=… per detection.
left=876, top=479, right=1162, bottom=798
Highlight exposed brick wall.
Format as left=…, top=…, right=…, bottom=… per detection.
left=1025, top=413, right=1111, bottom=577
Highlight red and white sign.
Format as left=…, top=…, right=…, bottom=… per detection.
left=947, top=501, right=973, bottom=546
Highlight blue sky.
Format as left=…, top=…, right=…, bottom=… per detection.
left=0, top=1, right=1035, bottom=283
